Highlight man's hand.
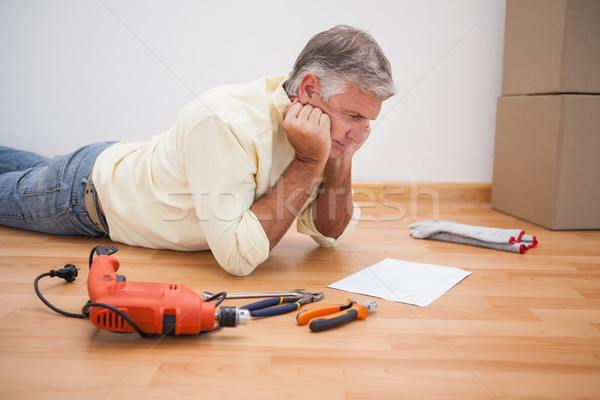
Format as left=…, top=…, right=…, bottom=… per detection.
left=250, top=101, right=331, bottom=251
left=283, top=101, right=331, bottom=166
left=310, top=124, right=371, bottom=241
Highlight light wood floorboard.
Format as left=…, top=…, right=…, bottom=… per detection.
left=0, top=195, right=599, bottom=399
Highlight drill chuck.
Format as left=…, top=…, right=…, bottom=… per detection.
left=215, top=307, right=250, bottom=327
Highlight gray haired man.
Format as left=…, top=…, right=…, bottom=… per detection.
left=0, top=25, right=396, bottom=276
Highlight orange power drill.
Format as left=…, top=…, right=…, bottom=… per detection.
left=34, top=245, right=249, bottom=336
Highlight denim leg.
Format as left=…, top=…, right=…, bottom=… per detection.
left=0, top=147, right=51, bottom=174
left=0, top=142, right=115, bottom=237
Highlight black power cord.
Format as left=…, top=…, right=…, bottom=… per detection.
left=34, top=245, right=227, bottom=337
left=33, top=245, right=120, bottom=320
left=33, top=264, right=85, bottom=319
left=197, top=291, right=227, bottom=335
left=81, top=301, right=151, bottom=337
left=88, top=245, right=118, bottom=268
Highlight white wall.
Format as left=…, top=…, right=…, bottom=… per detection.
left=0, top=0, right=505, bottom=183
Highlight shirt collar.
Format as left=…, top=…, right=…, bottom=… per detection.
left=272, top=76, right=292, bottom=120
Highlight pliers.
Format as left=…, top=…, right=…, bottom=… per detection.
left=296, top=299, right=377, bottom=332
left=239, top=291, right=325, bottom=318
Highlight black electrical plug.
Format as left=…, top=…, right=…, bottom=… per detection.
left=48, top=264, right=79, bottom=283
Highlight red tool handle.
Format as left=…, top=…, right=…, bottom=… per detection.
left=308, top=308, right=360, bottom=332
left=296, top=299, right=354, bottom=325
left=309, top=304, right=369, bottom=332
left=297, top=299, right=369, bottom=332
left=87, top=255, right=122, bottom=299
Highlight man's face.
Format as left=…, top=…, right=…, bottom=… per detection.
left=313, top=86, right=382, bottom=159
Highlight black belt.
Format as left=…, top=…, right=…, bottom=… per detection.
left=84, top=168, right=107, bottom=235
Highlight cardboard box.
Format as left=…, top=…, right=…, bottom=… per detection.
left=502, top=0, right=600, bottom=95
left=491, top=95, right=600, bottom=230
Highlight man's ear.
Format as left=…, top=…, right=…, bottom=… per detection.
left=297, top=72, right=322, bottom=105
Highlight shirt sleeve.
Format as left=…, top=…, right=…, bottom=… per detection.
left=183, top=115, right=269, bottom=276
left=296, top=187, right=361, bottom=247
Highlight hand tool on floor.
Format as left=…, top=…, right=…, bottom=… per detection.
left=240, top=292, right=325, bottom=317
left=201, top=289, right=316, bottom=300
left=201, top=289, right=325, bottom=317
left=296, top=299, right=377, bottom=332
left=34, top=245, right=250, bottom=337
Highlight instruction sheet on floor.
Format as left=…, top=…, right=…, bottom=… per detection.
left=329, top=258, right=472, bottom=307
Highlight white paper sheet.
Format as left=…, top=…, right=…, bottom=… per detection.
left=328, top=258, right=472, bottom=307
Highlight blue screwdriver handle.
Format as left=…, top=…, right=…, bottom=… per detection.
left=240, top=297, right=301, bottom=317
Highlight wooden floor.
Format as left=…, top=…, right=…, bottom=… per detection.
left=0, top=191, right=599, bottom=399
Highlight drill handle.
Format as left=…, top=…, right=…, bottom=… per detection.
left=87, top=255, right=122, bottom=302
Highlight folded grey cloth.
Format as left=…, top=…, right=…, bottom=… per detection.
left=409, top=220, right=538, bottom=254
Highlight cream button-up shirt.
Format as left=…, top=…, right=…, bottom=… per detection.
left=93, top=75, right=360, bottom=276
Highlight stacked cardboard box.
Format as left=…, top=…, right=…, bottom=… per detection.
left=491, top=0, right=600, bottom=230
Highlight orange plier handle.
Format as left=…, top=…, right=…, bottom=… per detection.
left=296, top=299, right=371, bottom=332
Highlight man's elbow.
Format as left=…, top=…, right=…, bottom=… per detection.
left=223, top=265, right=256, bottom=277
left=219, top=248, right=268, bottom=276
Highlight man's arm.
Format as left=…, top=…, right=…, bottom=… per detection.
left=251, top=159, right=324, bottom=250
left=312, top=156, right=354, bottom=239
left=251, top=101, right=331, bottom=250
left=311, top=118, right=371, bottom=239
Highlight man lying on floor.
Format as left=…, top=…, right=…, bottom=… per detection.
left=0, top=25, right=396, bottom=276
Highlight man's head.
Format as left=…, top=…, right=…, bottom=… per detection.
left=284, top=25, right=396, bottom=102
left=284, top=25, right=396, bottom=159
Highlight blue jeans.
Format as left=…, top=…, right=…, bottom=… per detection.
left=0, top=142, right=114, bottom=237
